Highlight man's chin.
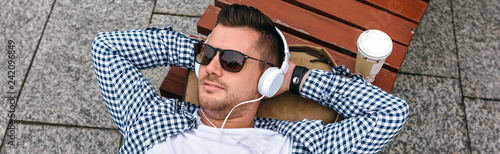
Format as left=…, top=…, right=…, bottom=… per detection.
left=199, top=97, right=220, bottom=105
left=198, top=96, right=231, bottom=117
left=198, top=93, right=225, bottom=107
left=199, top=90, right=225, bottom=99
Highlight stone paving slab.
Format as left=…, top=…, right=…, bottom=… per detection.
left=400, top=0, right=459, bottom=77
left=0, top=0, right=54, bottom=147
left=465, top=98, right=500, bottom=153
left=155, top=0, right=214, bottom=16
left=1, top=123, right=121, bottom=153
left=139, top=67, right=171, bottom=96
left=150, top=14, right=204, bottom=36
left=14, top=0, right=153, bottom=128
left=380, top=74, right=469, bottom=153
left=452, top=0, right=500, bottom=99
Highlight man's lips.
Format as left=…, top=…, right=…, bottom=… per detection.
left=202, top=81, right=225, bottom=91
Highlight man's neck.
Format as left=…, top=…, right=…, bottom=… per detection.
left=198, top=105, right=259, bottom=128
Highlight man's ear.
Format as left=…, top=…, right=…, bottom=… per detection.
left=195, top=62, right=200, bottom=79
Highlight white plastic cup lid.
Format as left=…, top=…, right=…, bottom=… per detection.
left=357, top=30, right=393, bottom=59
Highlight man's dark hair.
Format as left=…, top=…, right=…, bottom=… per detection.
left=216, top=4, right=285, bottom=70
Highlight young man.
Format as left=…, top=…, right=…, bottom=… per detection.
left=92, top=4, right=408, bottom=154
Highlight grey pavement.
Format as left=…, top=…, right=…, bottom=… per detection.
left=0, top=0, right=498, bottom=153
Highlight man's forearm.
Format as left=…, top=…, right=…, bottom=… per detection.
left=299, top=66, right=408, bottom=153
left=92, top=27, right=197, bottom=70
left=91, top=27, right=198, bottom=134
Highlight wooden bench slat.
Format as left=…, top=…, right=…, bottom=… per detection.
left=196, top=5, right=396, bottom=92
left=197, top=5, right=219, bottom=35
left=165, top=67, right=189, bottom=84
left=214, top=0, right=406, bottom=73
left=214, top=0, right=360, bottom=53
left=357, top=0, right=429, bottom=23
left=287, top=0, right=417, bottom=46
left=159, top=67, right=188, bottom=100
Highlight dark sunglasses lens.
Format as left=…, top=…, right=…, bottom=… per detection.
left=221, top=51, right=245, bottom=72
left=195, top=45, right=214, bottom=64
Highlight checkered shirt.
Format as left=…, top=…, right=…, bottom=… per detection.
left=91, top=27, right=408, bottom=154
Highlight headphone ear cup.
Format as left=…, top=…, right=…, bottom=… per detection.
left=258, top=67, right=284, bottom=97
left=195, top=62, right=200, bottom=79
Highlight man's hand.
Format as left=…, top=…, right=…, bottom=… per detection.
left=274, top=62, right=296, bottom=97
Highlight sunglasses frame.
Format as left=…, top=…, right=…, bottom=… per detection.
left=194, top=43, right=274, bottom=73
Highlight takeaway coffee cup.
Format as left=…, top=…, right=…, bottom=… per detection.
left=355, top=30, right=392, bottom=83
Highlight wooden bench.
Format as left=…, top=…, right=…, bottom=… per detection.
left=160, top=0, right=429, bottom=99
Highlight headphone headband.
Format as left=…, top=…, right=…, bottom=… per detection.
left=275, top=27, right=290, bottom=74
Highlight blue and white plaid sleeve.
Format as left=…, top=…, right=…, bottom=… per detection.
left=299, top=66, right=409, bottom=153
left=91, top=27, right=198, bottom=135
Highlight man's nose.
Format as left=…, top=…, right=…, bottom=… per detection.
left=205, top=52, right=223, bottom=76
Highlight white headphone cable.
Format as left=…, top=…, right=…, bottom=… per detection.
left=221, top=95, right=265, bottom=129
left=200, top=95, right=266, bottom=154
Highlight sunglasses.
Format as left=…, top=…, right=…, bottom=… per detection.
left=194, top=43, right=274, bottom=72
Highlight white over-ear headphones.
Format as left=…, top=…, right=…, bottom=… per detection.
left=257, top=27, right=289, bottom=97
left=195, top=27, right=290, bottom=97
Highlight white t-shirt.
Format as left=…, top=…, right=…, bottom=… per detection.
left=146, top=110, right=292, bottom=154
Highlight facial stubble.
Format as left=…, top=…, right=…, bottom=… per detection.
left=198, top=74, right=260, bottom=120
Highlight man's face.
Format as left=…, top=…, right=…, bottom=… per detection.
left=197, top=25, right=263, bottom=120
